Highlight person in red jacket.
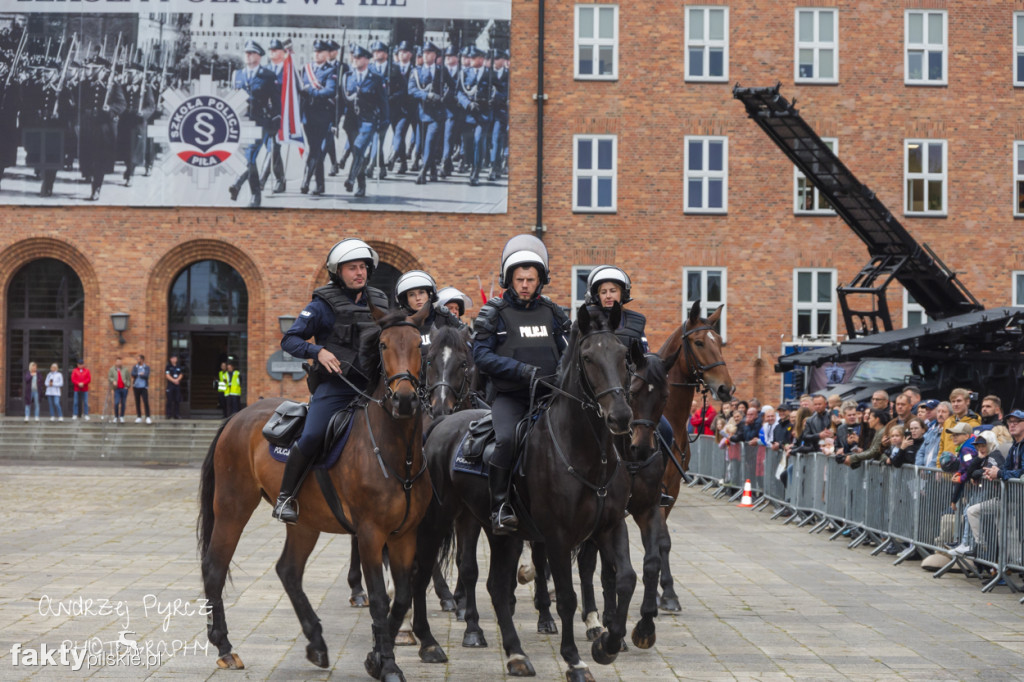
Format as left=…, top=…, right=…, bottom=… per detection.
left=689, top=395, right=718, bottom=435
left=71, top=358, right=92, bottom=421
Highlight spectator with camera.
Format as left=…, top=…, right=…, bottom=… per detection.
left=771, top=404, right=794, bottom=450
left=835, top=401, right=862, bottom=455
left=889, top=418, right=925, bottom=467
left=841, top=408, right=889, bottom=467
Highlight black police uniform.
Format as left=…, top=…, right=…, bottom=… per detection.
left=473, top=289, right=570, bottom=533
left=165, top=362, right=183, bottom=419
left=415, top=305, right=466, bottom=345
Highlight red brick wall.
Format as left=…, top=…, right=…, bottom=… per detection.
left=2, top=0, right=1022, bottom=414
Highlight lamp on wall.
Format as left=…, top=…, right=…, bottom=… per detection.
left=110, top=312, right=129, bottom=345
left=278, top=315, right=296, bottom=335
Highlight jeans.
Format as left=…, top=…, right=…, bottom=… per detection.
left=47, top=395, right=63, bottom=418
left=113, top=388, right=128, bottom=418
left=134, top=387, right=150, bottom=417
left=72, top=391, right=89, bottom=417
left=24, top=392, right=39, bottom=418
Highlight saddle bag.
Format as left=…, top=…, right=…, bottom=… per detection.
left=462, top=413, right=496, bottom=463
left=262, top=401, right=309, bottom=448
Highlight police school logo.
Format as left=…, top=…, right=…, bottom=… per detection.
left=168, top=96, right=240, bottom=167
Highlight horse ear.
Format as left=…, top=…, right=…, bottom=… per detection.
left=608, top=301, right=622, bottom=331
left=688, top=299, right=702, bottom=324
left=707, top=304, right=724, bottom=326
left=577, top=304, right=591, bottom=335
left=629, top=342, right=646, bottom=370
left=410, top=300, right=431, bottom=326
left=368, top=294, right=387, bottom=321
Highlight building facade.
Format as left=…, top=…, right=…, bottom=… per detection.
left=4, top=1, right=1024, bottom=417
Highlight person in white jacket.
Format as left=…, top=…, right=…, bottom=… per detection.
left=45, top=363, right=64, bottom=422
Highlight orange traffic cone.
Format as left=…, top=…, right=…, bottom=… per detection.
left=737, top=479, right=754, bottom=508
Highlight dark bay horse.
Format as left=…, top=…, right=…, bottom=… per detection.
left=656, top=300, right=735, bottom=612
left=197, top=305, right=432, bottom=682
left=577, top=347, right=680, bottom=650
left=412, top=303, right=640, bottom=682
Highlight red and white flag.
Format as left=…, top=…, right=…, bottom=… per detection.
left=278, top=51, right=305, bottom=153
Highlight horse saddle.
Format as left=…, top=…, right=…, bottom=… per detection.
left=262, top=401, right=308, bottom=448
left=460, top=413, right=496, bottom=463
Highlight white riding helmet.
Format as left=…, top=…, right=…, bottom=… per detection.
left=435, top=287, right=473, bottom=316
left=499, top=234, right=550, bottom=288
left=395, top=270, right=438, bottom=308
left=587, top=265, right=633, bottom=304
left=326, top=238, right=379, bottom=280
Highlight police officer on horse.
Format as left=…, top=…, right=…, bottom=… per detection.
left=273, top=238, right=391, bottom=523
left=394, top=270, right=466, bottom=344
left=473, top=235, right=570, bottom=535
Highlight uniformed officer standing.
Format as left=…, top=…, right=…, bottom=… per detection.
left=367, top=41, right=391, bottom=181
left=488, top=50, right=509, bottom=181
left=300, top=40, right=338, bottom=196
left=473, top=235, right=570, bottom=535
left=341, top=46, right=386, bottom=198
left=117, top=62, right=156, bottom=188
left=229, top=41, right=279, bottom=208
left=78, top=56, right=126, bottom=201
left=395, top=270, right=466, bottom=344
left=21, top=65, right=69, bottom=197
left=225, top=360, right=242, bottom=416
left=216, top=361, right=229, bottom=418
left=164, top=354, right=183, bottom=420
left=408, top=41, right=445, bottom=185
left=439, top=45, right=462, bottom=179
left=274, top=239, right=391, bottom=524
left=386, top=40, right=415, bottom=175
left=264, top=39, right=288, bottom=194
left=457, top=47, right=492, bottom=186
left=325, top=40, right=344, bottom=177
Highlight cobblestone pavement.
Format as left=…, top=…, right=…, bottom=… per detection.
left=2, top=464, right=1023, bottom=681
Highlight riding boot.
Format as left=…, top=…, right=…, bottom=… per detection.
left=247, top=167, right=261, bottom=208
left=415, top=165, right=428, bottom=185
left=273, top=444, right=311, bottom=524
left=300, top=164, right=313, bottom=194
left=355, top=173, right=366, bottom=198
left=229, top=171, right=246, bottom=201
left=488, top=464, right=518, bottom=535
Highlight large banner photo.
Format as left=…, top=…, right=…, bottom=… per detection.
left=0, top=0, right=510, bottom=212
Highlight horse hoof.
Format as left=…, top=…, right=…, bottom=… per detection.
left=591, top=632, right=618, bottom=666
left=517, top=564, right=535, bottom=584
left=456, top=607, right=466, bottom=622
left=538, top=618, right=558, bottom=635
left=306, top=644, right=330, bottom=668
left=394, top=629, right=417, bottom=646
left=382, top=672, right=406, bottom=682
left=215, top=652, right=244, bottom=669
left=631, top=622, right=656, bottom=649
left=440, top=597, right=457, bottom=612
left=462, top=630, right=488, bottom=648
left=364, top=651, right=383, bottom=679
left=507, top=655, right=536, bottom=676
left=350, top=591, right=369, bottom=608
left=566, top=667, right=596, bottom=682
left=657, top=595, right=681, bottom=613
left=419, top=643, right=448, bottom=663
left=585, top=626, right=605, bottom=642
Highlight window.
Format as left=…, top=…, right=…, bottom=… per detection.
left=1015, top=142, right=1024, bottom=216
left=905, top=139, right=946, bottom=215
left=683, top=268, right=727, bottom=341
left=575, top=5, right=618, bottom=79
left=1014, top=272, right=1024, bottom=306
left=793, top=269, right=836, bottom=340
left=684, top=136, right=727, bottom=213
left=905, top=10, right=947, bottom=85
left=571, top=265, right=597, bottom=320
left=903, top=290, right=930, bottom=328
left=795, top=8, right=838, bottom=83
left=686, top=6, right=728, bottom=81
left=1016, top=13, right=1024, bottom=86
left=794, top=137, right=837, bottom=214
left=573, top=135, right=617, bottom=212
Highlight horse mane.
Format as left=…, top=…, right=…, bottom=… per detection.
left=426, top=325, right=471, bottom=361
left=641, top=352, right=669, bottom=387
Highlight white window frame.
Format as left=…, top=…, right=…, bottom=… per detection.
left=905, top=10, right=947, bottom=86
left=1014, top=141, right=1024, bottom=217
left=683, top=135, right=728, bottom=214
left=571, top=265, right=598, bottom=320
left=1015, top=13, right=1024, bottom=86
left=792, top=268, right=837, bottom=341
left=794, top=8, right=838, bottom=84
left=1014, top=271, right=1024, bottom=306
left=682, top=267, right=728, bottom=342
left=574, top=4, right=619, bottom=80
left=685, top=6, right=729, bottom=82
left=572, top=134, right=617, bottom=213
left=794, top=137, right=837, bottom=215
left=902, top=290, right=931, bottom=328
left=904, top=139, right=947, bottom=216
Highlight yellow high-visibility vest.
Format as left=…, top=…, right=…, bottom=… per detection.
left=217, top=371, right=228, bottom=394
left=227, top=371, right=241, bottom=397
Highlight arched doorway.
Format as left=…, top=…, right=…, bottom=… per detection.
left=168, top=260, right=248, bottom=418
left=368, top=262, right=402, bottom=303
left=5, top=259, right=84, bottom=416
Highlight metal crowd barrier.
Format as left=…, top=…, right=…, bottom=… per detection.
left=686, top=446, right=1024, bottom=596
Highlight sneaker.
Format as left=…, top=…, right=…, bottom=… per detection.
left=50, top=417, right=55, bottom=422
left=145, top=417, right=152, bottom=425
left=951, top=542, right=973, bottom=556
left=135, top=417, right=142, bottom=423
left=34, top=417, right=39, bottom=422
left=58, top=417, right=64, bottom=422
left=119, top=417, right=124, bottom=423
left=24, top=416, right=29, bottom=422
left=72, top=415, right=78, bottom=420
left=84, top=415, right=90, bottom=421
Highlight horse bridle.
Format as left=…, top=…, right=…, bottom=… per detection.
left=378, top=320, right=423, bottom=405
left=576, top=329, right=630, bottom=412
left=671, top=320, right=725, bottom=444
left=422, top=357, right=472, bottom=411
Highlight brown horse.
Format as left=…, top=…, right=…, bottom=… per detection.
left=656, top=300, right=735, bottom=612
left=197, top=303, right=432, bottom=682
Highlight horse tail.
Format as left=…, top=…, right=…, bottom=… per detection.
left=197, top=418, right=231, bottom=564
left=437, top=521, right=456, bottom=577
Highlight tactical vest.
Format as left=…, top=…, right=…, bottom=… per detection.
left=614, top=309, right=648, bottom=353
left=419, top=307, right=465, bottom=347
left=312, top=283, right=390, bottom=383
left=492, top=299, right=561, bottom=392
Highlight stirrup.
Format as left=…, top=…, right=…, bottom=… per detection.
left=272, top=495, right=298, bottom=524
left=491, top=504, right=518, bottom=535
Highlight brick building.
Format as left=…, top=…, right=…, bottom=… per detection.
left=4, top=1, right=1024, bottom=417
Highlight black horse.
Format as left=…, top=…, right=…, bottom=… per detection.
left=412, top=303, right=640, bottom=681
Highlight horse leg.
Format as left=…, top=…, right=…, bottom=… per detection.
left=546, top=543, right=592, bottom=682
left=532, top=541, right=556, bottom=634
left=275, top=525, right=329, bottom=668
left=412, top=511, right=449, bottom=664
left=576, top=540, right=602, bottom=641
left=359, top=530, right=405, bottom=682
left=201, top=507, right=255, bottom=670
left=591, top=521, right=636, bottom=666
left=453, top=514, right=473, bottom=620
left=518, top=541, right=536, bottom=584
left=458, top=521, right=487, bottom=648
left=385, top=531, right=419, bottom=655
left=485, top=533, right=535, bottom=677
left=349, top=535, right=369, bottom=607
left=432, top=560, right=457, bottom=612
left=656, top=509, right=682, bottom=613
left=630, top=509, right=663, bottom=649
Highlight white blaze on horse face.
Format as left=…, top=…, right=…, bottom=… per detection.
left=708, top=330, right=720, bottom=346
left=439, top=346, right=452, bottom=405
